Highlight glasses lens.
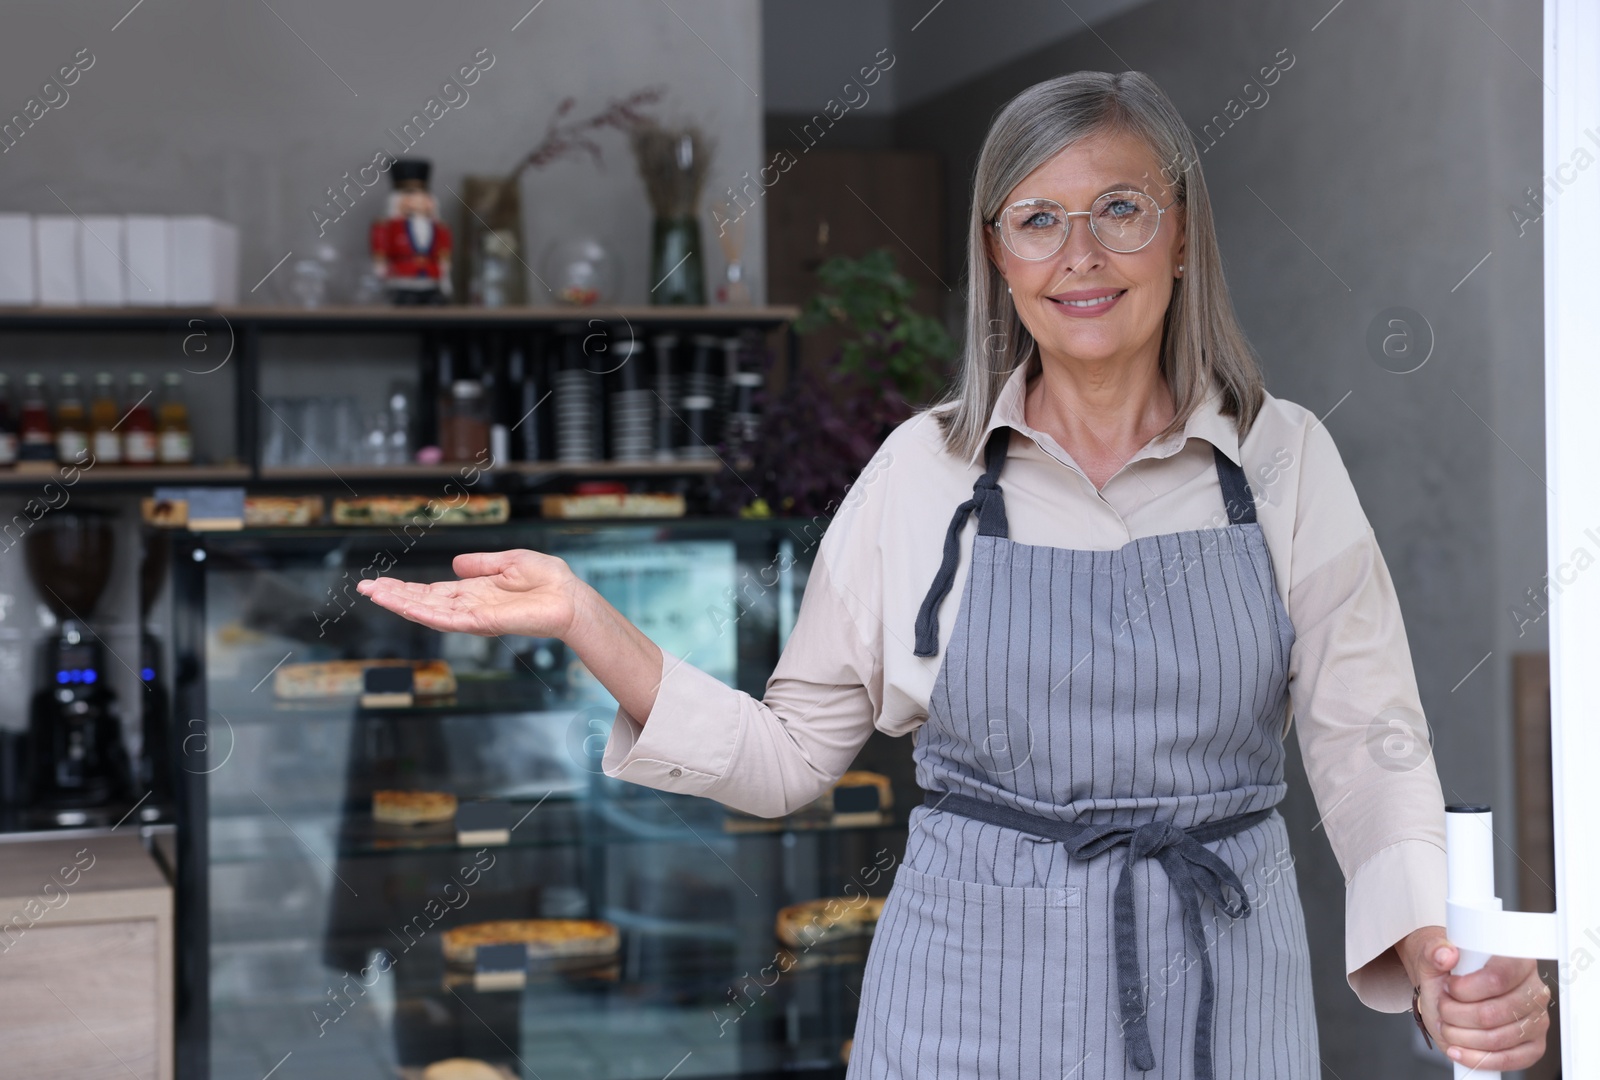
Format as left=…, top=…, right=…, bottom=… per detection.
left=998, top=200, right=1067, bottom=260
left=1089, top=191, right=1161, bottom=252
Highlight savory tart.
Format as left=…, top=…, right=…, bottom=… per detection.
left=539, top=492, right=685, bottom=519
left=272, top=658, right=457, bottom=699
left=440, top=918, right=621, bottom=967
left=372, top=790, right=457, bottom=825
left=775, top=895, right=886, bottom=949
left=421, top=1059, right=507, bottom=1080
left=244, top=495, right=324, bottom=527
left=331, top=494, right=508, bottom=526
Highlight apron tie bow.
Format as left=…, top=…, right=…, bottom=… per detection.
left=925, top=790, right=1268, bottom=1080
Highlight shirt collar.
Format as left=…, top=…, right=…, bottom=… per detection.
left=968, top=356, right=1243, bottom=469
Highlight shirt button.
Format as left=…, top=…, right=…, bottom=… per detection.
left=668, top=767, right=683, bottom=777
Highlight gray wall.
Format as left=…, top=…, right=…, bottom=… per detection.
left=0, top=0, right=765, bottom=307
left=890, top=2, right=1546, bottom=1077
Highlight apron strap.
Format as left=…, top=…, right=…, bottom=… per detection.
left=1213, top=444, right=1257, bottom=524
left=912, top=427, right=1011, bottom=658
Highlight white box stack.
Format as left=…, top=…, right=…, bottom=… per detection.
left=167, top=215, right=239, bottom=306
left=0, top=213, right=35, bottom=304
left=33, top=215, right=79, bottom=306
left=123, top=214, right=170, bottom=306
left=77, top=214, right=125, bottom=306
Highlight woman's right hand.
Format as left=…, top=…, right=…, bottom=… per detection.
left=356, top=549, right=585, bottom=640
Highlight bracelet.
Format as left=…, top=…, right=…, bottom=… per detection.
left=1412, top=984, right=1435, bottom=1050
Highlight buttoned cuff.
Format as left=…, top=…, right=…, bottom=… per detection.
left=600, top=647, right=743, bottom=799
left=1344, top=838, right=1448, bottom=1012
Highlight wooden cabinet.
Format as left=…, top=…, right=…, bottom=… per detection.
left=0, top=835, right=173, bottom=1080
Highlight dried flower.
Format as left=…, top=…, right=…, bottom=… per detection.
left=509, top=88, right=665, bottom=183
left=629, top=121, right=715, bottom=220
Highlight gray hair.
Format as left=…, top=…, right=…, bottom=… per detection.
left=931, top=70, right=1265, bottom=460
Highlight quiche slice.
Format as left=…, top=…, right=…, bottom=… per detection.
left=372, top=790, right=458, bottom=825
left=440, top=918, right=621, bottom=967
left=273, top=658, right=457, bottom=699
left=421, top=1060, right=508, bottom=1080
left=775, top=895, right=886, bottom=949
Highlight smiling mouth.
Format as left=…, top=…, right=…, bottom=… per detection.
left=1048, top=289, right=1128, bottom=309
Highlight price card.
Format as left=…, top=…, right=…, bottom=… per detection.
left=456, top=799, right=512, bottom=847
left=360, top=665, right=415, bottom=709
left=473, top=943, right=527, bottom=992
left=155, top=486, right=245, bottom=531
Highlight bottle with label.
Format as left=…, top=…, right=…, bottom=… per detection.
left=55, top=373, right=89, bottom=465
left=89, top=372, right=122, bottom=465
left=121, top=372, right=157, bottom=465
left=19, top=373, right=53, bottom=462
left=0, top=373, right=19, bottom=468
left=157, top=371, right=192, bottom=465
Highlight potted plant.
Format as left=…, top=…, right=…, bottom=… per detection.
left=711, top=248, right=956, bottom=520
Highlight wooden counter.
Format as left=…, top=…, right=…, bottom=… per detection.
left=0, top=834, right=173, bottom=1080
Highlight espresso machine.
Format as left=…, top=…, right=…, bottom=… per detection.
left=24, top=510, right=132, bottom=819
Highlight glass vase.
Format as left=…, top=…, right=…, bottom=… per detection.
left=649, top=215, right=705, bottom=306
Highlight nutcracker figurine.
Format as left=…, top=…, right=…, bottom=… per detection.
left=370, top=158, right=453, bottom=305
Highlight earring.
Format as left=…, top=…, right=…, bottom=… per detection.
left=1007, top=286, right=1012, bottom=294
left=1177, top=264, right=1184, bottom=273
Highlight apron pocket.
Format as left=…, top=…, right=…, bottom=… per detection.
left=848, top=865, right=1087, bottom=1080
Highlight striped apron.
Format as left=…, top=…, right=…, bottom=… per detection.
left=847, top=426, right=1320, bottom=1079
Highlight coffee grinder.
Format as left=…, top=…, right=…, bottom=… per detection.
left=25, top=509, right=132, bottom=817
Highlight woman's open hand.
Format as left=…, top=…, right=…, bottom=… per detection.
left=356, top=549, right=586, bottom=640
left=1401, top=925, right=1552, bottom=1071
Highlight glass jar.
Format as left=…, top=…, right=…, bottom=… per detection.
left=439, top=379, right=489, bottom=463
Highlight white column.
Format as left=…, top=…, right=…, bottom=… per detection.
left=1544, top=1, right=1600, bottom=1074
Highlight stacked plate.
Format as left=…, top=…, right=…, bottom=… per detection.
left=680, top=334, right=722, bottom=458
left=554, top=369, right=600, bottom=462
left=652, top=335, right=680, bottom=461
left=609, top=387, right=654, bottom=460
left=652, top=373, right=678, bottom=460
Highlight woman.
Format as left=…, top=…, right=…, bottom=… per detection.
left=359, top=71, right=1550, bottom=1078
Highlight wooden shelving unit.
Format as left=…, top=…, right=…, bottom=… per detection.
left=0, top=305, right=793, bottom=492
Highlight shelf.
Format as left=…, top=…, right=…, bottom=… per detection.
left=255, top=458, right=722, bottom=483
left=0, top=459, right=723, bottom=493
left=209, top=678, right=564, bottom=721
left=204, top=790, right=906, bottom=860
left=0, top=304, right=799, bottom=332
left=0, top=463, right=251, bottom=488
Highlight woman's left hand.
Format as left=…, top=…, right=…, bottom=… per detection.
left=1400, top=924, right=1553, bottom=1071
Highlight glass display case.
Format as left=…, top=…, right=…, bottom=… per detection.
left=170, top=519, right=914, bottom=1080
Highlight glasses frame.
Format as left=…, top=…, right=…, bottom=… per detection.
left=989, top=189, right=1178, bottom=261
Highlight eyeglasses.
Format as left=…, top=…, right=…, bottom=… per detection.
left=990, top=190, right=1175, bottom=260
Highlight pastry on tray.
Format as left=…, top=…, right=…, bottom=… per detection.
left=272, top=658, right=457, bottom=699
left=775, top=895, right=886, bottom=949
left=244, top=495, right=325, bottom=527
left=439, top=918, right=621, bottom=967
left=331, top=494, right=508, bottom=526
left=418, top=1059, right=512, bottom=1080
left=372, top=790, right=458, bottom=825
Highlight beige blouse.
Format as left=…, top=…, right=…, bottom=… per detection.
left=602, top=356, right=1447, bottom=1015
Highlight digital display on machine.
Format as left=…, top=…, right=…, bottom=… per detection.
left=55, top=643, right=99, bottom=685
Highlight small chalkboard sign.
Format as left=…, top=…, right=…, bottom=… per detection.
left=456, top=799, right=513, bottom=847
left=473, top=942, right=527, bottom=992
left=360, top=665, right=415, bottom=709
